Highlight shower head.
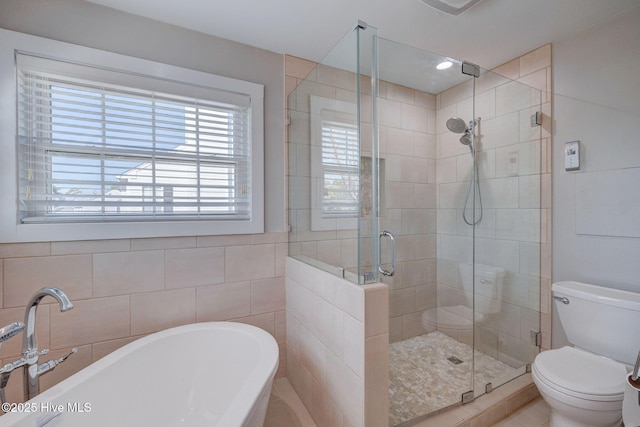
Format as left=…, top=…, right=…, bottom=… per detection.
left=446, top=117, right=467, bottom=134
left=459, top=132, right=473, bottom=146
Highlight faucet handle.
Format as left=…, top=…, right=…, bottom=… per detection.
left=56, top=348, right=77, bottom=364
left=0, top=356, right=27, bottom=374
left=21, top=347, right=47, bottom=364
left=37, top=348, right=77, bottom=377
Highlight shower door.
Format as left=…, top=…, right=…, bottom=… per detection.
left=371, top=38, right=478, bottom=425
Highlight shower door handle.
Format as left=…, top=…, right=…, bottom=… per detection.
left=378, top=230, right=396, bottom=277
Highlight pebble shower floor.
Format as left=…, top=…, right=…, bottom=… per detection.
left=389, top=331, right=517, bottom=426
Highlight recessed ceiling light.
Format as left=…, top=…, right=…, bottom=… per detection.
left=436, top=61, right=453, bottom=70
left=418, top=0, right=483, bottom=15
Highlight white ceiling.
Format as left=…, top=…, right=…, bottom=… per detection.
left=86, top=0, right=637, bottom=81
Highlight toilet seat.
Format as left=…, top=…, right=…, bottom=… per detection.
left=533, top=346, right=626, bottom=402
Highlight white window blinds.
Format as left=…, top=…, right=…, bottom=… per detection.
left=321, top=120, right=359, bottom=216
left=17, top=55, right=253, bottom=223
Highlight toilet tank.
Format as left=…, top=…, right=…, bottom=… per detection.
left=459, top=264, right=505, bottom=314
left=553, top=281, right=640, bottom=366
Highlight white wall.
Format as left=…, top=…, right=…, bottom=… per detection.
left=552, top=6, right=640, bottom=343
left=0, top=0, right=286, bottom=232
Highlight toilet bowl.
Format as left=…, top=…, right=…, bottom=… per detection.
left=532, top=281, right=640, bottom=427
left=421, top=264, right=503, bottom=335
left=532, top=346, right=626, bottom=427
left=421, top=304, right=483, bottom=335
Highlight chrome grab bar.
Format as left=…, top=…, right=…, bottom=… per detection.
left=553, top=296, right=570, bottom=304
left=378, top=230, right=396, bottom=277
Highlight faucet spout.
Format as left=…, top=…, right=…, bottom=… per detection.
left=22, top=287, right=74, bottom=401
left=23, top=287, right=73, bottom=354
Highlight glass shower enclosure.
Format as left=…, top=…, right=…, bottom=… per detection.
left=287, top=22, right=543, bottom=426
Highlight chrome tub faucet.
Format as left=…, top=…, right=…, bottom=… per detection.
left=22, top=287, right=76, bottom=401
left=0, top=287, right=76, bottom=403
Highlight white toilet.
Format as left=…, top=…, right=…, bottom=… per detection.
left=532, top=281, right=640, bottom=427
left=422, top=264, right=505, bottom=337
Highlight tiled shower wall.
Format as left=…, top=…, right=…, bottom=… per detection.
left=434, top=45, right=552, bottom=364
left=0, top=233, right=288, bottom=402
left=377, top=85, right=438, bottom=343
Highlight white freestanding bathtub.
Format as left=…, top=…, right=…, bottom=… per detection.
left=0, top=322, right=279, bottom=427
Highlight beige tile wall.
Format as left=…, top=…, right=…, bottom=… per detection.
left=286, top=257, right=388, bottom=427
left=0, top=232, right=288, bottom=403
left=377, top=81, right=438, bottom=344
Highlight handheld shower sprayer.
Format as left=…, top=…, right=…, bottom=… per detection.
left=446, top=116, right=482, bottom=225
left=0, top=322, right=25, bottom=348
left=459, top=131, right=473, bottom=147
left=0, top=322, right=25, bottom=404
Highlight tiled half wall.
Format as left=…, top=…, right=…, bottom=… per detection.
left=286, top=257, right=389, bottom=427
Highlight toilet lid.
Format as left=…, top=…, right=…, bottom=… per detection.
left=534, top=346, right=626, bottom=398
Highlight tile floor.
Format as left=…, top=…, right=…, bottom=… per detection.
left=264, top=377, right=316, bottom=427
left=491, top=398, right=550, bottom=426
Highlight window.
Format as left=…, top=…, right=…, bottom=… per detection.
left=320, top=121, right=359, bottom=216
left=0, top=35, right=263, bottom=242
left=310, top=96, right=359, bottom=231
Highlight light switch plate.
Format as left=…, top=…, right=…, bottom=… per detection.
left=565, top=140, right=580, bottom=171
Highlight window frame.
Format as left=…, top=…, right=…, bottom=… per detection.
left=0, top=29, right=264, bottom=242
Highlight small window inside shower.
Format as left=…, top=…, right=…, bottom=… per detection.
left=309, top=96, right=384, bottom=231
left=321, top=120, right=359, bottom=216
left=310, top=96, right=357, bottom=231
